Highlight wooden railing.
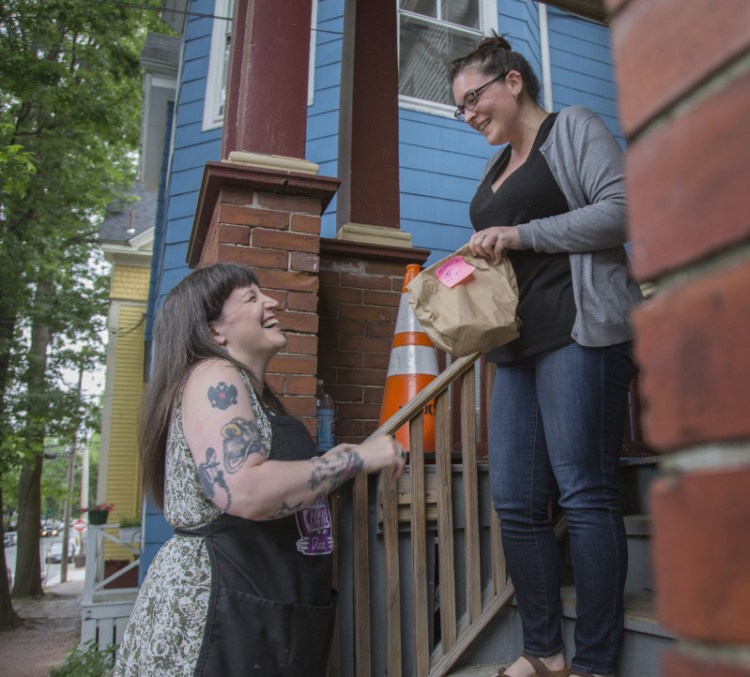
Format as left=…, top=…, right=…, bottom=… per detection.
left=332, top=353, right=566, bottom=676
left=81, top=524, right=140, bottom=649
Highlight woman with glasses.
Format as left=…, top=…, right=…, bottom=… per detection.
left=448, top=34, right=642, bottom=677
left=114, top=262, right=407, bottom=677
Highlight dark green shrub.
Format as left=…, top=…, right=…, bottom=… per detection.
left=49, top=640, right=116, bottom=677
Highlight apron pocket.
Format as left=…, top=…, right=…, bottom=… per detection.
left=196, top=587, right=337, bottom=677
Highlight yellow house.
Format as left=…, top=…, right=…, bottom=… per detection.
left=97, top=184, right=155, bottom=563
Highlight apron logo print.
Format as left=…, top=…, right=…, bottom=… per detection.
left=295, top=498, right=334, bottom=555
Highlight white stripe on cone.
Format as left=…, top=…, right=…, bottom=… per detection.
left=395, top=291, right=428, bottom=334
left=387, top=345, right=439, bottom=377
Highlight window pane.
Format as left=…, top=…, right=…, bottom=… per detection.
left=441, top=0, right=479, bottom=29
left=218, top=0, right=234, bottom=118
left=219, top=32, right=231, bottom=116
left=399, top=16, right=479, bottom=106
left=400, top=0, right=437, bottom=17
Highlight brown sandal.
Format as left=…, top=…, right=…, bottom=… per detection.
left=495, top=654, right=570, bottom=676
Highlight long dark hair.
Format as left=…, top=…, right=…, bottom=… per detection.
left=448, top=33, right=541, bottom=104
left=140, top=262, right=282, bottom=508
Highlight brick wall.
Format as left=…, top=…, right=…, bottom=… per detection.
left=190, top=163, right=340, bottom=437
left=189, top=162, right=431, bottom=447
left=317, top=241, right=429, bottom=445
left=606, top=0, right=750, bottom=673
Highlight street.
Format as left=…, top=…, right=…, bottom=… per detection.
left=4, top=534, right=86, bottom=588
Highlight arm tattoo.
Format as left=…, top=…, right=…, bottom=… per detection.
left=308, top=449, right=364, bottom=494
left=221, top=417, right=264, bottom=473
left=266, top=500, right=306, bottom=520
left=208, top=381, right=238, bottom=410
left=196, top=417, right=264, bottom=510
left=197, top=447, right=232, bottom=510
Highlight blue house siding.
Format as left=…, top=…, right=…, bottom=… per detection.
left=306, top=0, right=344, bottom=237
left=547, top=7, right=623, bottom=142
left=399, top=111, right=491, bottom=262
left=149, top=1, right=222, bottom=323
left=141, top=0, right=623, bottom=573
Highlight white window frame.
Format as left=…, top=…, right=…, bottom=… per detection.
left=203, top=0, right=234, bottom=131
left=203, top=0, right=318, bottom=132
left=398, top=0, right=498, bottom=119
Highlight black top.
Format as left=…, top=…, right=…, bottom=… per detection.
left=469, top=113, right=576, bottom=363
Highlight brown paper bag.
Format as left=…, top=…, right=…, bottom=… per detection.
left=407, top=244, right=520, bottom=357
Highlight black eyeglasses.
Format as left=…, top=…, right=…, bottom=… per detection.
left=454, top=71, right=507, bottom=121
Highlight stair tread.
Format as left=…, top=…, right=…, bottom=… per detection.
left=448, top=591, right=672, bottom=676
left=560, top=586, right=674, bottom=639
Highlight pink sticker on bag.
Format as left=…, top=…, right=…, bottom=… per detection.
left=436, top=256, right=476, bottom=288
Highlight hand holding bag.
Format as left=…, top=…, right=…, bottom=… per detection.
left=406, top=244, right=520, bottom=357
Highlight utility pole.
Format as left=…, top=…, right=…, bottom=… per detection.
left=60, top=366, right=83, bottom=583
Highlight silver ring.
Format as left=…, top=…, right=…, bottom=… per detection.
left=478, top=233, right=485, bottom=240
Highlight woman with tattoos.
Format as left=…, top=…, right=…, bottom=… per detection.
left=114, top=262, right=406, bottom=677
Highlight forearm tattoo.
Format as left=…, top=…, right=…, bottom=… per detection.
left=208, top=381, right=238, bottom=410
left=197, top=416, right=264, bottom=509
left=260, top=451, right=363, bottom=520
left=267, top=500, right=306, bottom=520
left=308, top=449, right=365, bottom=495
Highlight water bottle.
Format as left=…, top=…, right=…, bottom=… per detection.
left=315, top=379, right=335, bottom=453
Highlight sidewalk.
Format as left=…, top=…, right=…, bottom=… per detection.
left=0, top=571, right=85, bottom=677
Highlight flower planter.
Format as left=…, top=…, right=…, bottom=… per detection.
left=118, top=526, right=141, bottom=543
left=88, top=510, right=109, bottom=525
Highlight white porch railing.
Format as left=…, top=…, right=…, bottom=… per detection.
left=80, top=523, right=140, bottom=649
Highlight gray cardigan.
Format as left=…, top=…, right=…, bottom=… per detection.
left=483, top=105, right=642, bottom=347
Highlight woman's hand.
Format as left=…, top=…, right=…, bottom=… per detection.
left=469, top=226, right=520, bottom=264
left=356, top=434, right=407, bottom=480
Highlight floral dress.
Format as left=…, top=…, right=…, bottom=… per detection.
left=114, top=369, right=272, bottom=677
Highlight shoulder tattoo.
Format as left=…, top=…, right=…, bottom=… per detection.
left=208, top=381, right=238, bottom=410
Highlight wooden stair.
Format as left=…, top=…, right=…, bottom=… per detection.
left=447, top=458, right=673, bottom=677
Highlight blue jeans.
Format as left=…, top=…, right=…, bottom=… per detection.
left=489, top=341, right=635, bottom=675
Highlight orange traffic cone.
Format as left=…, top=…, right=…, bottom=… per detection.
left=379, top=263, right=438, bottom=454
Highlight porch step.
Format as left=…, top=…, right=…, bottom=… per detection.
left=447, top=512, right=671, bottom=677
left=447, top=589, right=673, bottom=677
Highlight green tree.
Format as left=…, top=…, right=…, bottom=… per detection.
left=0, top=0, right=164, bottom=627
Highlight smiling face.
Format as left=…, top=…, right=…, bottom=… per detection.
left=209, top=284, right=287, bottom=368
left=452, top=67, right=519, bottom=146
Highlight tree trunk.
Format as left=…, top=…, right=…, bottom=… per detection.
left=13, top=456, right=44, bottom=597
left=0, top=489, right=22, bottom=629
left=0, top=297, right=21, bottom=621
left=12, top=310, right=50, bottom=598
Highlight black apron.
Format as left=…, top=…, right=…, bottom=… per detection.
left=179, top=412, right=337, bottom=676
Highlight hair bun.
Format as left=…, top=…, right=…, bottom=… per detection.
left=476, top=32, right=512, bottom=53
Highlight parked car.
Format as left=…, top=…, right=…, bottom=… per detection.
left=3, top=531, right=17, bottom=547
left=45, top=539, right=77, bottom=564
left=40, top=521, right=60, bottom=538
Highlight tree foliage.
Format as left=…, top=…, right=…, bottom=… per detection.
left=0, top=0, right=165, bottom=619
